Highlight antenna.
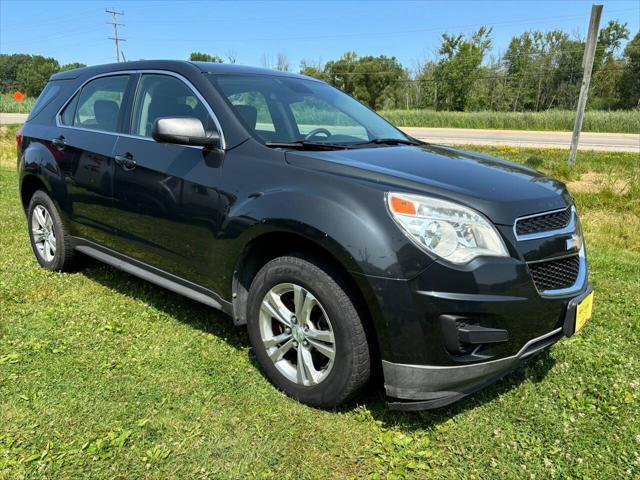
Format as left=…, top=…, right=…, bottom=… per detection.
left=106, top=8, right=125, bottom=62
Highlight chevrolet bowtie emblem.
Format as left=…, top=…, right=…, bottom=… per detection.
left=566, top=233, right=582, bottom=251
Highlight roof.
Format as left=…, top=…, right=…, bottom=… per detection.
left=51, top=60, right=316, bottom=82
left=190, top=62, right=315, bottom=80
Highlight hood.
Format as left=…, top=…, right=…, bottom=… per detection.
left=285, top=144, right=572, bottom=225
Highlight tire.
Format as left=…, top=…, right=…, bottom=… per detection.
left=27, top=190, right=76, bottom=272
left=247, top=255, right=370, bottom=408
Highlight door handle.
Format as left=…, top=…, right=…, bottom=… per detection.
left=51, top=136, right=66, bottom=151
left=115, top=153, right=137, bottom=171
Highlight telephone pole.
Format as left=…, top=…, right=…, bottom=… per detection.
left=568, top=4, right=603, bottom=166
left=106, top=8, right=125, bottom=63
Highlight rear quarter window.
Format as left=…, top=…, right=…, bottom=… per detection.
left=26, top=82, right=62, bottom=121
left=59, top=92, right=79, bottom=126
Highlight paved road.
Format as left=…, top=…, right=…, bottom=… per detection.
left=1, top=113, right=29, bottom=124
left=2, top=112, right=638, bottom=152
left=402, top=127, right=640, bottom=153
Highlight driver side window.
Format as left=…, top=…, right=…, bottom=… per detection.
left=131, top=74, right=214, bottom=138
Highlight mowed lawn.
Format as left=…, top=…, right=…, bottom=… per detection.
left=1, top=124, right=639, bottom=479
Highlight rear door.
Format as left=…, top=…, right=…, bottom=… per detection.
left=55, top=73, right=133, bottom=244
left=110, top=72, right=228, bottom=286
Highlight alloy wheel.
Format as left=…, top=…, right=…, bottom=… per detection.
left=31, top=204, right=56, bottom=262
left=259, top=283, right=336, bottom=386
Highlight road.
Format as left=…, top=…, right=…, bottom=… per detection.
left=1, top=113, right=29, bottom=124
left=2, top=112, right=638, bottom=152
left=402, top=127, right=639, bottom=153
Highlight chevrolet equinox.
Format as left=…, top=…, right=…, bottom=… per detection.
left=17, top=61, right=594, bottom=410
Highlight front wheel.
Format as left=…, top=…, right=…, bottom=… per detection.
left=246, top=255, right=371, bottom=408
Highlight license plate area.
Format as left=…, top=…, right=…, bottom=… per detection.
left=563, top=285, right=594, bottom=337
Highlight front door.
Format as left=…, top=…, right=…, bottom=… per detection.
left=110, top=73, right=228, bottom=288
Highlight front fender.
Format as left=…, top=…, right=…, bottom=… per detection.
left=222, top=184, right=432, bottom=280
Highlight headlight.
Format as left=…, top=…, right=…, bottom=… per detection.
left=387, top=192, right=509, bottom=264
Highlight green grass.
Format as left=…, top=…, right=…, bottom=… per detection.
left=1, top=125, right=639, bottom=478
left=0, top=95, right=36, bottom=114
left=2, top=96, right=639, bottom=134
left=379, top=109, right=640, bottom=134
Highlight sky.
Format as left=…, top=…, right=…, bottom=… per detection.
left=1, top=0, right=639, bottom=71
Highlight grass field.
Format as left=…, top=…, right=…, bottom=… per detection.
left=1, top=124, right=639, bottom=478
left=0, top=95, right=36, bottom=115
left=379, top=109, right=640, bottom=134
left=2, top=96, right=639, bottom=134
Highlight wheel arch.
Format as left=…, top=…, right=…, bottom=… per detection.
left=20, top=174, right=50, bottom=211
left=231, top=229, right=384, bottom=373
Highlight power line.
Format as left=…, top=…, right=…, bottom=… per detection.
left=124, top=8, right=637, bottom=44
left=1, top=26, right=102, bottom=48
left=106, top=8, right=125, bottom=63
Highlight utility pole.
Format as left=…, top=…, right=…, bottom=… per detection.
left=106, top=8, right=125, bottom=63
left=568, top=4, right=602, bottom=166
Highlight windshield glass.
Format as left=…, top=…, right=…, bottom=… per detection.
left=207, top=74, right=409, bottom=145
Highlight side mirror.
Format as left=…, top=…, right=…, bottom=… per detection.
left=152, top=117, right=221, bottom=148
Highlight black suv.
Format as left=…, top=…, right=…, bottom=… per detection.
left=17, top=61, right=593, bottom=410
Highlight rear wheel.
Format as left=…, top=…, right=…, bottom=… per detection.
left=247, top=255, right=370, bottom=408
left=28, top=190, right=76, bottom=271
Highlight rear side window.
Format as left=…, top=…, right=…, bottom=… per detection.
left=61, top=75, right=129, bottom=133
left=27, top=82, right=62, bottom=121
left=130, top=74, right=214, bottom=137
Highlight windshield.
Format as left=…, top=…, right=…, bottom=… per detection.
left=207, top=73, right=409, bottom=146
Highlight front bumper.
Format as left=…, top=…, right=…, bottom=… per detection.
left=383, top=283, right=593, bottom=410
left=354, top=216, right=590, bottom=410
left=383, top=327, right=563, bottom=410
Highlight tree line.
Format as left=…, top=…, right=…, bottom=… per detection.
left=298, top=22, right=638, bottom=111
left=3, top=20, right=638, bottom=113
left=0, top=54, right=86, bottom=97
left=194, top=21, right=638, bottom=111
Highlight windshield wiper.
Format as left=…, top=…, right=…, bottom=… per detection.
left=264, top=141, right=354, bottom=151
left=358, top=138, right=421, bottom=146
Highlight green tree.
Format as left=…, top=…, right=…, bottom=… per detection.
left=0, top=54, right=32, bottom=92
left=1, top=54, right=86, bottom=96
left=16, top=55, right=59, bottom=96
left=503, top=30, right=582, bottom=111
left=323, top=52, right=407, bottom=109
left=616, top=31, right=640, bottom=108
left=433, top=27, right=492, bottom=111
left=299, top=60, right=330, bottom=82
left=590, top=20, right=629, bottom=109
left=594, top=20, right=630, bottom=69
left=416, top=61, right=437, bottom=108
left=60, top=62, right=86, bottom=72
left=189, top=52, right=223, bottom=63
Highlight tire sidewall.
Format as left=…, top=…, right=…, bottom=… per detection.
left=247, top=257, right=361, bottom=407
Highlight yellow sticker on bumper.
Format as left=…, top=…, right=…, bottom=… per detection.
left=575, top=291, right=594, bottom=333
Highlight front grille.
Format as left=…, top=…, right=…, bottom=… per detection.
left=516, top=207, right=571, bottom=236
left=529, top=254, right=580, bottom=291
